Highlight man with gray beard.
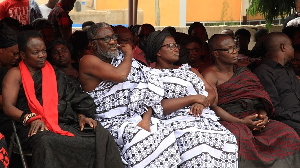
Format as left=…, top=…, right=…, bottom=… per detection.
left=79, top=22, right=181, bottom=167
left=79, top=22, right=133, bottom=91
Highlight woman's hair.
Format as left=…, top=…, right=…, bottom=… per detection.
left=18, top=30, right=43, bottom=52
left=184, top=35, right=202, bottom=47
left=188, top=22, right=205, bottom=36
left=235, top=28, right=251, bottom=39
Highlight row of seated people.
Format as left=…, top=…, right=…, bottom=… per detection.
left=1, top=19, right=300, bottom=167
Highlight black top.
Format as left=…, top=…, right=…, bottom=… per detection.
left=0, top=67, right=12, bottom=141
left=0, top=67, right=8, bottom=94
left=16, top=67, right=95, bottom=125
left=283, top=13, right=299, bottom=29
left=0, top=67, right=9, bottom=119
left=254, top=58, right=300, bottom=122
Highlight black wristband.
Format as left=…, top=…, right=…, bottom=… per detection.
left=20, top=112, right=27, bottom=124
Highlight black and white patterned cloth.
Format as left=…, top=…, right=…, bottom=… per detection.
left=151, top=64, right=238, bottom=168
left=87, top=52, right=181, bottom=168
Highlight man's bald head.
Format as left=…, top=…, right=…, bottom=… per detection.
left=264, top=32, right=294, bottom=63
left=221, top=29, right=234, bottom=39
left=114, top=25, right=131, bottom=35
left=114, top=26, right=134, bottom=48
left=264, top=32, right=291, bottom=53
left=208, top=34, right=232, bottom=51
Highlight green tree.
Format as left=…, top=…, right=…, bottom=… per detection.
left=248, top=0, right=294, bottom=29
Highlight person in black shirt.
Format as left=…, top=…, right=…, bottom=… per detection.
left=283, top=0, right=300, bottom=29
left=0, top=23, right=20, bottom=146
left=254, top=32, right=300, bottom=135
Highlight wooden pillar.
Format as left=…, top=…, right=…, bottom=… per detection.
left=128, top=0, right=138, bottom=26
left=128, top=0, right=133, bottom=26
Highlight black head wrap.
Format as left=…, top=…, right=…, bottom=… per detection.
left=47, top=38, right=72, bottom=54
left=145, top=31, right=171, bottom=63
left=47, top=38, right=73, bottom=63
left=0, top=23, right=18, bottom=48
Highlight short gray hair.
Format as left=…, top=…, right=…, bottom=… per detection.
left=87, top=22, right=111, bottom=41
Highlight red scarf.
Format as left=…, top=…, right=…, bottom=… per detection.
left=19, top=60, right=74, bottom=136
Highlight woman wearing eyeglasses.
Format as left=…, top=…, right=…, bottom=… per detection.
left=145, top=31, right=238, bottom=167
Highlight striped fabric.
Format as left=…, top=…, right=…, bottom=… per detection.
left=153, top=64, right=238, bottom=168
left=217, top=67, right=300, bottom=167
left=87, top=52, right=181, bottom=168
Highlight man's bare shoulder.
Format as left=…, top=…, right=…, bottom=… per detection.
left=80, top=54, right=102, bottom=63
left=6, top=67, right=20, bottom=76
left=80, top=54, right=108, bottom=68
left=202, top=65, right=220, bottom=86
left=202, top=65, right=218, bottom=77
left=4, top=67, right=21, bottom=83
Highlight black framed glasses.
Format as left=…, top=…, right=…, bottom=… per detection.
left=214, top=45, right=240, bottom=54
left=92, top=34, right=118, bottom=43
left=161, top=43, right=180, bottom=50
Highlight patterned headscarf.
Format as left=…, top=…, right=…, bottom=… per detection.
left=145, top=31, right=171, bottom=63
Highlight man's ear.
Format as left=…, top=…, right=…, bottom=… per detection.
left=91, top=41, right=97, bottom=50
left=280, top=43, right=285, bottom=52
left=0, top=48, right=3, bottom=54
left=157, top=50, right=161, bottom=57
left=211, top=50, right=218, bottom=58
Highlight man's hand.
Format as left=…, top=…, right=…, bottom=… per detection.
left=79, top=116, right=97, bottom=131
left=137, top=119, right=151, bottom=132
left=256, top=114, right=269, bottom=128
left=241, top=114, right=264, bottom=131
left=190, top=103, right=205, bottom=117
left=28, top=119, right=48, bottom=137
left=118, top=43, right=133, bottom=57
left=137, top=108, right=152, bottom=132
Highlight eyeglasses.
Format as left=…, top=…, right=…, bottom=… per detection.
left=214, top=45, right=240, bottom=54
left=92, top=34, right=118, bottom=43
left=161, top=43, right=180, bottom=50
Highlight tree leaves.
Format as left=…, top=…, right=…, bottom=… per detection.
left=248, top=0, right=294, bottom=29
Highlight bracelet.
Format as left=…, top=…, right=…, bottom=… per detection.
left=20, top=112, right=27, bottom=124
left=23, top=113, right=36, bottom=126
left=26, top=115, right=42, bottom=125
